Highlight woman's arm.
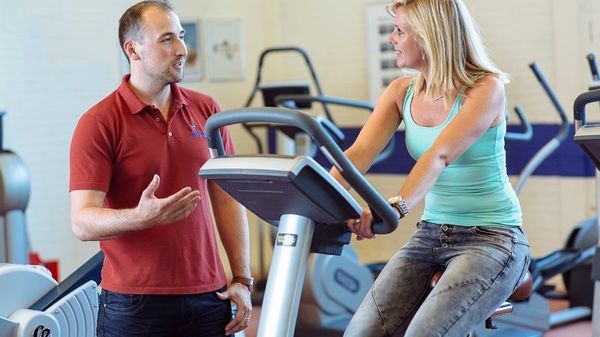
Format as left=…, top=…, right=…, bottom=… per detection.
left=331, top=77, right=412, bottom=189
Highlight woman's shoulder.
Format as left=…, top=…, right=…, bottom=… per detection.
left=382, top=75, right=415, bottom=100
left=465, top=73, right=505, bottom=98
left=374, top=75, right=416, bottom=117
left=389, top=75, right=415, bottom=90
left=472, top=73, right=505, bottom=89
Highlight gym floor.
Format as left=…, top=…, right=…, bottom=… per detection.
left=545, top=298, right=592, bottom=337
left=244, top=298, right=592, bottom=337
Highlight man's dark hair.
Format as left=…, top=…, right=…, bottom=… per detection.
left=118, top=0, right=174, bottom=61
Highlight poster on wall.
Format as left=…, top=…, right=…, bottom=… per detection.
left=204, top=18, right=246, bottom=81
left=181, top=20, right=203, bottom=82
left=365, top=3, right=411, bottom=102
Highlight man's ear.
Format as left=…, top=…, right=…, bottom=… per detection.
left=124, top=40, right=140, bottom=61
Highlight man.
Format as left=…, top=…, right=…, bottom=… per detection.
left=69, top=1, right=252, bottom=336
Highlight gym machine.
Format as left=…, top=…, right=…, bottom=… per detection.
left=0, top=111, right=31, bottom=264
left=199, top=107, right=399, bottom=337
left=0, top=251, right=102, bottom=337
left=0, top=110, right=102, bottom=337
left=573, top=87, right=600, bottom=337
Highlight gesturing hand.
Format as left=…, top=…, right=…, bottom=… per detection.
left=135, top=174, right=201, bottom=229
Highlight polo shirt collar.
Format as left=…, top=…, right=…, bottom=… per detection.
left=170, top=80, right=190, bottom=111
left=117, top=74, right=190, bottom=115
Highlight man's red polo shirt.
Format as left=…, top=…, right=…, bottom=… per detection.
left=70, top=75, right=234, bottom=294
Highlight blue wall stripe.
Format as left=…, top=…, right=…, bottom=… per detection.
left=266, top=124, right=595, bottom=177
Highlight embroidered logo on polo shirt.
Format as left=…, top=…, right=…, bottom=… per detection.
left=190, top=122, right=207, bottom=138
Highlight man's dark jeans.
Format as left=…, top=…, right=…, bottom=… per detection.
left=97, top=287, right=231, bottom=337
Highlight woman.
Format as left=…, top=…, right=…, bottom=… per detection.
left=334, top=1, right=530, bottom=336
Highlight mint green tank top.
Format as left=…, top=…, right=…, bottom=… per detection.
left=402, top=80, right=522, bottom=226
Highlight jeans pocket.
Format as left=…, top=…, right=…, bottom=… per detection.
left=472, top=226, right=512, bottom=236
left=102, top=290, right=146, bottom=315
left=469, top=226, right=514, bottom=256
left=472, top=226, right=518, bottom=243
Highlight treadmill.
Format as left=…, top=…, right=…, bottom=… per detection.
left=199, top=107, right=399, bottom=337
left=573, top=88, right=600, bottom=337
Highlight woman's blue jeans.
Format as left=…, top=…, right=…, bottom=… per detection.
left=97, top=286, right=231, bottom=337
left=344, top=221, right=530, bottom=337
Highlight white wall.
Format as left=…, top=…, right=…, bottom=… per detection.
left=0, top=0, right=132, bottom=276
left=0, top=0, right=599, bottom=281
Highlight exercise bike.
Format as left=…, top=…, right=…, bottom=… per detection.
left=199, top=106, right=400, bottom=337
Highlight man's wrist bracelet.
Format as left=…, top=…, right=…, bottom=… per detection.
left=232, top=275, right=254, bottom=293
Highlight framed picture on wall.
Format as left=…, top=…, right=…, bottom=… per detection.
left=203, top=18, right=246, bottom=81
left=181, top=20, right=203, bottom=82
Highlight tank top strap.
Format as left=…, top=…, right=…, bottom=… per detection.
left=402, top=77, right=418, bottom=124
left=406, top=77, right=417, bottom=96
left=454, top=73, right=487, bottom=107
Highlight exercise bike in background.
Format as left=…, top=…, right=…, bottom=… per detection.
left=573, top=86, right=600, bottom=337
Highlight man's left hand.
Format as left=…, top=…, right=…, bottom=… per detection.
left=216, top=282, right=253, bottom=336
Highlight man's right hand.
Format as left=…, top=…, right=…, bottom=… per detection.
left=70, top=175, right=201, bottom=241
left=135, top=174, right=201, bottom=229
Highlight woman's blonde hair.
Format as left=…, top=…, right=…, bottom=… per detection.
left=388, top=0, right=509, bottom=103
